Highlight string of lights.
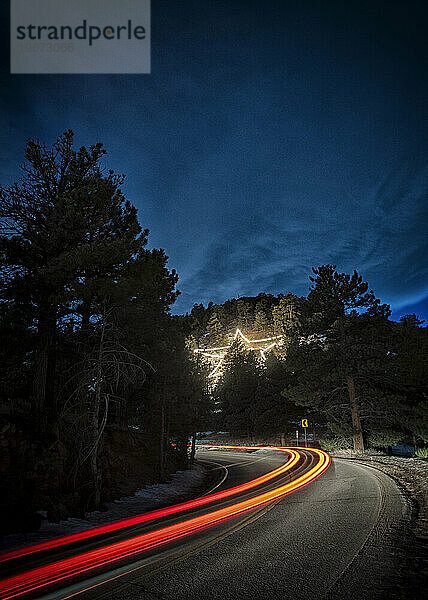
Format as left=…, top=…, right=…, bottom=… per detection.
left=194, top=328, right=284, bottom=379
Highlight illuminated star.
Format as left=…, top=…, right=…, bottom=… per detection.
left=194, top=328, right=283, bottom=380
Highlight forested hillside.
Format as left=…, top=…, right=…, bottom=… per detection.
left=185, top=272, right=428, bottom=453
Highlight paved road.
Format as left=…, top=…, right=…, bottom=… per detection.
left=1, top=448, right=322, bottom=600
left=79, top=451, right=406, bottom=600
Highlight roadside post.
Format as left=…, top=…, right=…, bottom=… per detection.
left=301, top=418, right=308, bottom=447
left=296, top=429, right=299, bottom=446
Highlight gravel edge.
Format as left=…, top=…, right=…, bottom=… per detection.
left=330, top=454, right=427, bottom=599
left=330, top=454, right=427, bottom=538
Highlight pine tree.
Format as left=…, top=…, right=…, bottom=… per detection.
left=271, top=293, right=302, bottom=357
left=189, top=303, right=211, bottom=342
left=254, top=354, right=299, bottom=441
left=215, top=339, right=261, bottom=440
left=391, top=316, right=428, bottom=444
left=284, top=265, right=391, bottom=452
left=0, top=131, right=149, bottom=434
left=206, top=310, right=225, bottom=345
left=253, top=309, right=270, bottom=333
left=0, top=130, right=194, bottom=524
left=236, top=298, right=253, bottom=330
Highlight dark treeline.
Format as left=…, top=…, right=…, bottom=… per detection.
left=0, top=132, right=210, bottom=533
left=186, top=268, right=427, bottom=452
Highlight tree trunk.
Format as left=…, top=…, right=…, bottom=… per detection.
left=90, top=316, right=107, bottom=510
left=190, top=433, right=197, bottom=464
left=80, top=297, right=93, bottom=327
left=159, top=392, right=167, bottom=481
left=33, top=306, right=57, bottom=435
left=89, top=386, right=102, bottom=509
left=347, top=376, right=364, bottom=452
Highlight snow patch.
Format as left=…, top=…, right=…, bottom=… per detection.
left=0, top=466, right=205, bottom=553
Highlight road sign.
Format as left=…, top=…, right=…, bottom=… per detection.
left=301, top=418, right=308, bottom=428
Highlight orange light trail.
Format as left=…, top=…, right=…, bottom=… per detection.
left=0, top=446, right=298, bottom=565
left=0, top=447, right=330, bottom=600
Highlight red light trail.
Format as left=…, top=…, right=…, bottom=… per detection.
left=0, top=445, right=298, bottom=565
left=0, top=446, right=330, bottom=600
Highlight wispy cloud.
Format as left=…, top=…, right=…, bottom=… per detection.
left=174, top=162, right=428, bottom=315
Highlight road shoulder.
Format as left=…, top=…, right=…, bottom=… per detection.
left=329, top=455, right=427, bottom=599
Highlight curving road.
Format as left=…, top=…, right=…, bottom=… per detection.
left=90, top=452, right=406, bottom=600
left=0, top=447, right=406, bottom=600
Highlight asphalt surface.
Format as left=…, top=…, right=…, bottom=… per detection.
left=65, top=450, right=407, bottom=600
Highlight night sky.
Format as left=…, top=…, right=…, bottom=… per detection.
left=1, top=1, right=427, bottom=320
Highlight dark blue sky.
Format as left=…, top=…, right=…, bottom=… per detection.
left=1, top=1, right=427, bottom=320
